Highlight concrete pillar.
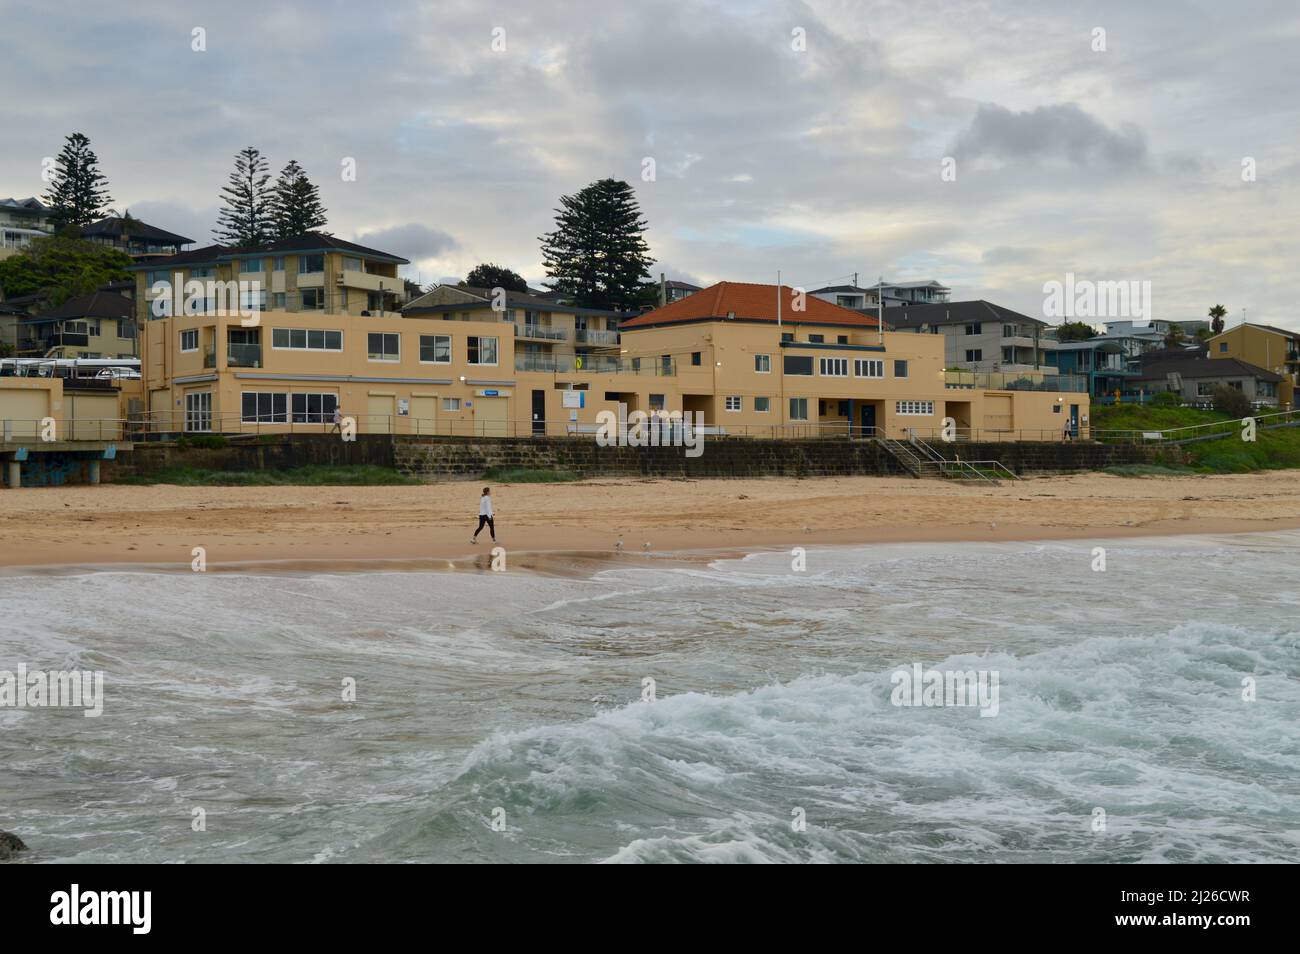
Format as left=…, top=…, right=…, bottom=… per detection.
left=88, top=460, right=101, bottom=485
left=5, top=461, right=19, bottom=488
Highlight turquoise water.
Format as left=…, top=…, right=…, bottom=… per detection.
left=2, top=532, right=1298, bottom=863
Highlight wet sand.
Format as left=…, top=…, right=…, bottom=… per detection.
left=2, top=471, right=1299, bottom=574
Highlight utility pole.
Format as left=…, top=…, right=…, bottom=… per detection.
left=878, top=276, right=884, bottom=345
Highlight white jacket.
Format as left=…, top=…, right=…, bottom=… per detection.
left=479, top=496, right=494, bottom=518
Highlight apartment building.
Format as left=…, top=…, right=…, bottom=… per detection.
left=135, top=280, right=1088, bottom=440
left=812, top=279, right=952, bottom=311
left=17, top=292, right=136, bottom=358
left=82, top=216, right=193, bottom=258
left=1206, top=322, right=1299, bottom=408
left=887, top=300, right=1053, bottom=372
left=129, top=231, right=409, bottom=323
left=403, top=284, right=626, bottom=372
left=0, top=197, right=54, bottom=259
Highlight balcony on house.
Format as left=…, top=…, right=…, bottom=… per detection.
left=227, top=342, right=262, bottom=367
left=945, top=369, right=1088, bottom=392
left=515, top=353, right=675, bottom=375
left=575, top=328, right=620, bottom=346
left=203, top=333, right=263, bottom=368
left=515, top=321, right=567, bottom=342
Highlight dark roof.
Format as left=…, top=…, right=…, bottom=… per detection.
left=83, top=216, right=194, bottom=246
left=1135, top=356, right=1283, bottom=383
left=404, top=284, right=623, bottom=316
left=132, top=244, right=227, bottom=269
left=812, top=284, right=871, bottom=294
left=885, top=299, right=1045, bottom=330
left=129, top=232, right=408, bottom=269
left=664, top=280, right=702, bottom=291
left=0, top=197, right=48, bottom=215
left=24, top=291, right=133, bottom=323
left=239, top=232, right=408, bottom=263
left=1141, top=344, right=1208, bottom=363
left=620, top=281, right=882, bottom=330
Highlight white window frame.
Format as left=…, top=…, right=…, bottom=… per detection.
left=367, top=332, right=400, bottom=362
left=854, top=358, right=883, bottom=378
left=241, top=391, right=288, bottom=424
left=895, top=400, right=934, bottom=416
left=419, top=334, right=452, bottom=364
left=754, top=353, right=771, bottom=373
left=819, top=357, right=848, bottom=376
left=725, top=395, right=742, bottom=412
left=184, top=391, right=212, bottom=432
left=179, top=328, right=198, bottom=352
left=442, top=398, right=461, bottom=411
left=290, top=392, right=338, bottom=424
left=272, top=328, right=343, bottom=351
left=754, top=396, right=771, bottom=413
left=788, top=397, right=809, bottom=421
left=468, top=335, right=499, bottom=366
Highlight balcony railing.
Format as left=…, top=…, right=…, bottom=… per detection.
left=575, top=328, right=620, bottom=346
left=514, top=354, right=676, bottom=375
left=945, top=370, right=1089, bottom=392
left=516, top=323, right=567, bottom=341
left=227, top=342, right=262, bottom=367
left=203, top=343, right=263, bottom=367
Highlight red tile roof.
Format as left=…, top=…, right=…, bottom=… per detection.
left=620, top=281, right=883, bottom=330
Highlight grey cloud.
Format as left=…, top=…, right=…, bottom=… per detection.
left=954, top=103, right=1147, bottom=169
left=354, top=223, right=459, bottom=262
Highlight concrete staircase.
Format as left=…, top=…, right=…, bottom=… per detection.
left=878, top=435, right=1018, bottom=484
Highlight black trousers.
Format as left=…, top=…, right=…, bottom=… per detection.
left=474, top=515, right=495, bottom=539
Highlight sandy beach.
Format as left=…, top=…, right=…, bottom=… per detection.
left=2, top=470, right=1298, bottom=572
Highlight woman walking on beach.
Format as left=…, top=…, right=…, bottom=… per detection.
left=471, top=487, right=497, bottom=544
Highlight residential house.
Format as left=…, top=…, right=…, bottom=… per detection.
left=130, top=231, right=410, bottom=323
left=886, top=300, right=1053, bottom=373
left=17, top=291, right=136, bottom=358
left=813, top=279, right=952, bottom=311
left=82, top=216, right=194, bottom=258
left=1047, top=325, right=1163, bottom=400
left=0, top=197, right=54, bottom=259
left=1205, top=322, right=1299, bottom=408
left=403, top=284, right=626, bottom=372
left=1134, top=356, right=1284, bottom=408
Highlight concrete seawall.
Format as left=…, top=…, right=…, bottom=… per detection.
left=105, top=434, right=1171, bottom=483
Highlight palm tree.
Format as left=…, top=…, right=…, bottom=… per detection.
left=1208, top=304, right=1227, bottom=335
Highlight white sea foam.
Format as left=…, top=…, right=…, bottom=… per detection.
left=1, top=532, right=1297, bottom=862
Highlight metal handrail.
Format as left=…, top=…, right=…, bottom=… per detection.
left=1093, top=409, right=1299, bottom=444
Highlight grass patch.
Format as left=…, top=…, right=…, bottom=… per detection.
left=1091, top=404, right=1231, bottom=433
left=481, top=466, right=581, bottom=483
left=174, top=434, right=228, bottom=450
left=1183, top=426, right=1300, bottom=473
left=114, top=464, right=416, bottom=486
left=1093, top=404, right=1300, bottom=473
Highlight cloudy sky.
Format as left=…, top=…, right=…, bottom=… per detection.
left=4, top=0, right=1298, bottom=327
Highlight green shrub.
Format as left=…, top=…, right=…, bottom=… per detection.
left=1150, top=392, right=1180, bottom=407
left=1212, top=385, right=1253, bottom=419
left=481, top=467, right=581, bottom=483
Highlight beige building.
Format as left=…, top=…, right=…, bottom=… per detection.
left=404, top=284, right=625, bottom=371
left=1206, top=322, right=1298, bottom=408
left=131, top=278, right=1088, bottom=441
left=132, top=231, right=409, bottom=324
left=18, top=292, right=136, bottom=359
